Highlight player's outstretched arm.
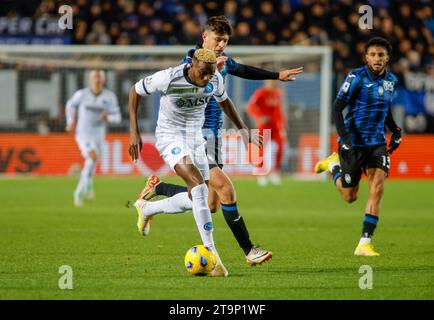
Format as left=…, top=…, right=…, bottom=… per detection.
left=218, top=97, right=262, bottom=148
left=128, top=86, right=143, bottom=163
left=229, top=62, right=303, bottom=82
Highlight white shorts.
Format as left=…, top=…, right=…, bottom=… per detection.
left=155, top=133, right=209, bottom=181
left=76, top=138, right=103, bottom=158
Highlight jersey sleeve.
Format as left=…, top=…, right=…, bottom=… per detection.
left=106, top=92, right=122, bottom=124
left=65, top=90, right=82, bottom=127
left=135, top=69, right=171, bottom=96
left=224, top=55, right=239, bottom=73
left=213, top=72, right=228, bottom=102
left=336, top=71, right=360, bottom=102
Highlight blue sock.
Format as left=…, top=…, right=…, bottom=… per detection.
left=332, top=165, right=341, bottom=185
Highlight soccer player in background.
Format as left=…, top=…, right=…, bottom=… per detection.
left=247, top=79, right=287, bottom=186
left=66, top=70, right=121, bottom=207
left=129, top=49, right=262, bottom=276
left=314, top=37, right=402, bottom=256
left=135, top=16, right=302, bottom=266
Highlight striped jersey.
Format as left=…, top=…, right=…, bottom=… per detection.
left=183, top=48, right=239, bottom=138
left=135, top=63, right=228, bottom=137
left=336, top=66, right=398, bottom=147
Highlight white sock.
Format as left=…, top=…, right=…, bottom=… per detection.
left=75, top=158, right=96, bottom=196
left=358, top=237, right=371, bottom=246
left=191, top=184, right=215, bottom=249
left=142, top=192, right=192, bottom=216
left=328, top=161, right=339, bottom=173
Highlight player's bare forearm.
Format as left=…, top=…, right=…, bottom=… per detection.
left=218, top=97, right=248, bottom=130
left=128, top=86, right=142, bottom=162
left=219, top=97, right=262, bottom=148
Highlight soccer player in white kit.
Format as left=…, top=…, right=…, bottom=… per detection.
left=128, top=49, right=261, bottom=276
left=66, top=70, right=121, bottom=207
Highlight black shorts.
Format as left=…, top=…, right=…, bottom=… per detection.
left=339, top=143, right=390, bottom=188
left=204, top=135, right=223, bottom=170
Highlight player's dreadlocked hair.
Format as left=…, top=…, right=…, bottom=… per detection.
left=193, top=49, right=217, bottom=64
left=205, top=15, right=233, bottom=36
left=365, top=37, right=392, bottom=55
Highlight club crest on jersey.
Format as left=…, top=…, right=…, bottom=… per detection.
left=204, top=222, right=213, bottom=231
left=344, top=174, right=352, bottom=184
left=204, top=83, right=213, bottom=93
left=171, top=147, right=181, bottom=155
left=383, top=80, right=394, bottom=92
left=378, top=86, right=384, bottom=96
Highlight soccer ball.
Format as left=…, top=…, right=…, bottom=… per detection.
left=184, top=245, right=217, bottom=275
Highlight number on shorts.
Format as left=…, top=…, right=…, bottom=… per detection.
left=382, top=155, right=390, bottom=169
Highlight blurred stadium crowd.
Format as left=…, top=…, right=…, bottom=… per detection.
left=2, top=1, right=433, bottom=69
left=1, top=0, right=434, bottom=132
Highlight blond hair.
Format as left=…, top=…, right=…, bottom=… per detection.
left=193, top=48, right=216, bottom=64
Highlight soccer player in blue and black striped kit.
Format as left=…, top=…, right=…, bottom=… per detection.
left=136, top=16, right=303, bottom=266
left=315, top=37, right=402, bottom=256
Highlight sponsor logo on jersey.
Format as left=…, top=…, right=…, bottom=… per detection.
left=171, top=147, right=181, bottom=155
left=204, top=222, right=213, bottom=231
left=175, top=98, right=187, bottom=107
left=85, top=105, right=105, bottom=112
left=383, top=80, right=394, bottom=92
left=176, top=96, right=212, bottom=108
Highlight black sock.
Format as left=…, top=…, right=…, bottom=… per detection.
left=331, top=165, right=342, bottom=185
left=155, top=182, right=188, bottom=197
left=362, top=214, right=379, bottom=238
left=221, top=202, right=253, bottom=255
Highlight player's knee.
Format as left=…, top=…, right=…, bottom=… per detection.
left=218, top=184, right=236, bottom=204
left=209, top=202, right=220, bottom=213
left=343, top=192, right=357, bottom=203
left=88, top=150, right=98, bottom=161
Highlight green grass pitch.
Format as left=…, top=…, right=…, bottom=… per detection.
left=1, top=176, right=433, bottom=299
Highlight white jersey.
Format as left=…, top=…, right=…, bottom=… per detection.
left=66, top=88, right=121, bottom=140
left=134, top=63, right=228, bottom=137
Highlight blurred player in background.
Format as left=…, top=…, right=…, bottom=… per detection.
left=129, top=49, right=262, bottom=276
left=315, top=37, right=402, bottom=256
left=247, top=79, right=287, bottom=186
left=135, top=16, right=302, bottom=266
left=66, top=70, right=121, bottom=207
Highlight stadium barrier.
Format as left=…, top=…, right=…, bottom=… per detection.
left=1, top=132, right=433, bottom=179
left=0, top=133, right=261, bottom=177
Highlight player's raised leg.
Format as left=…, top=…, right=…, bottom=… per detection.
left=209, top=166, right=272, bottom=266
left=354, top=168, right=386, bottom=256
left=315, top=151, right=359, bottom=203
